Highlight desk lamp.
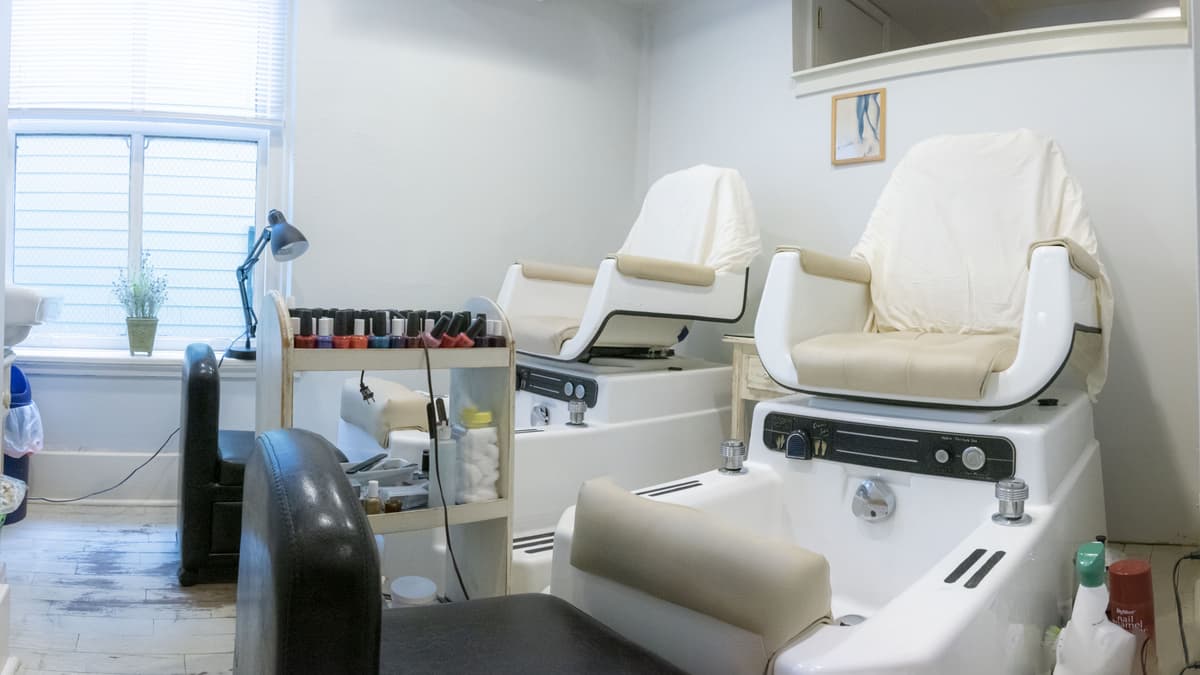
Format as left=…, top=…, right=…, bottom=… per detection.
left=227, top=209, right=309, bottom=360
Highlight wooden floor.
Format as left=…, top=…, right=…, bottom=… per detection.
left=0, top=505, right=234, bottom=675
left=0, top=506, right=1194, bottom=674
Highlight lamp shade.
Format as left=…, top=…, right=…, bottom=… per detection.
left=266, top=209, right=309, bottom=262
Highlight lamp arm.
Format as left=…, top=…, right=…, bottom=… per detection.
left=236, top=229, right=273, bottom=342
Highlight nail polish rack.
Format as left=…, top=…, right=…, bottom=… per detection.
left=257, top=290, right=515, bottom=598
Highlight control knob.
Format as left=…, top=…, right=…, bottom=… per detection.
left=933, top=448, right=950, bottom=465
left=785, top=430, right=812, bottom=460
left=961, top=446, right=987, bottom=472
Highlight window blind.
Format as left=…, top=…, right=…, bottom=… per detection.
left=10, top=0, right=288, bottom=122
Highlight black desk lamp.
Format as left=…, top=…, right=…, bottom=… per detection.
left=227, top=209, right=310, bottom=360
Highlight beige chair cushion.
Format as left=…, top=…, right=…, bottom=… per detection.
left=611, top=253, right=717, bottom=287
left=792, top=331, right=1019, bottom=400
left=570, top=478, right=832, bottom=657
left=339, top=377, right=428, bottom=447
left=517, top=260, right=598, bottom=286
left=509, top=315, right=580, bottom=356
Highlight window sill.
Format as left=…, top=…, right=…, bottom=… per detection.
left=10, top=347, right=258, bottom=380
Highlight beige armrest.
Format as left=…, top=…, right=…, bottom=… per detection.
left=1028, top=238, right=1100, bottom=279
left=777, top=246, right=870, bottom=284
left=517, top=260, right=598, bottom=285
left=610, top=254, right=716, bottom=287
left=571, top=478, right=832, bottom=655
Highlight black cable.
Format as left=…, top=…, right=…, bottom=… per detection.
left=29, top=332, right=245, bottom=504
left=421, top=341, right=469, bottom=601
left=1175, top=552, right=1200, bottom=675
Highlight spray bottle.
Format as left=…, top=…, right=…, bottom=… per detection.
left=1055, top=541, right=1136, bottom=675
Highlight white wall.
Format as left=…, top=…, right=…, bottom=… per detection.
left=646, top=0, right=1200, bottom=543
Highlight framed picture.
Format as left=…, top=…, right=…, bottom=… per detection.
left=831, top=88, right=886, bottom=165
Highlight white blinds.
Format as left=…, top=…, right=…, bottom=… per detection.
left=10, top=0, right=288, bottom=122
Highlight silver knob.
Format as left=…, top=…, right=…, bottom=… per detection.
left=933, top=448, right=950, bottom=464
left=992, top=477, right=1031, bottom=526
left=530, top=404, right=550, bottom=427
left=566, top=399, right=587, bottom=426
left=851, top=479, right=895, bottom=521
left=961, top=446, right=986, bottom=472
left=720, top=439, right=748, bottom=474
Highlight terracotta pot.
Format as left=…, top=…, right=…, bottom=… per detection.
left=126, top=318, right=159, bottom=356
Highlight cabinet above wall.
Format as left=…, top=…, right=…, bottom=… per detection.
left=792, top=0, right=1187, bottom=95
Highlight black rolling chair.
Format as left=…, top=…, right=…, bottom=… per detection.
left=175, top=343, right=258, bottom=586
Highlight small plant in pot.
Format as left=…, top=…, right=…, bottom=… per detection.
left=113, top=253, right=168, bottom=356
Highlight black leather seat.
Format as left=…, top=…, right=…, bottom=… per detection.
left=177, top=344, right=247, bottom=586
left=235, top=428, right=684, bottom=675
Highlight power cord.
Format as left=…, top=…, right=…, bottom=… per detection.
left=27, top=332, right=245, bottom=504
left=1176, top=550, right=1200, bottom=675
left=420, top=341, right=470, bottom=602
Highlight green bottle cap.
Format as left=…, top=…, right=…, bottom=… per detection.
left=1076, top=541, right=1106, bottom=587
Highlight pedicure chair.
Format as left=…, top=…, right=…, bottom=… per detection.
left=547, top=131, right=1113, bottom=674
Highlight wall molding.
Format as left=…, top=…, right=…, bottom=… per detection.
left=12, top=347, right=256, bottom=380
left=28, top=450, right=179, bottom=505
left=792, top=16, right=1189, bottom=96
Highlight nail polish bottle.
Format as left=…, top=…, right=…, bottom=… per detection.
left=440, top=313, right=466, bottom=348
left=351, top=317, right=369, bottom=349
left=487, top=319, right=507, bottom=348
left=289, top=315, right=301, bottom=346
left=451, top=313, right=476, bottom=348
left=294, top=309, right=317, bottom=349
left=317, top=316, right=334, bottom=348
left=464, top=315, right=487, bottom=347
left=333, top=310, right=353, bottom=349
left=369, top=310, right=390, bottom=349
left=389, top=318, right=407, bottom=349
left=422, top=315, right=451, bottom=348
left=405, top=313, right=423, bottom=348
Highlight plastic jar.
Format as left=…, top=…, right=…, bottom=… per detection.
left=456, top=408, right=499, bottom=503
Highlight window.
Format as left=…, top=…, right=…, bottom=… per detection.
left=9, top=0, right=287, bottom=350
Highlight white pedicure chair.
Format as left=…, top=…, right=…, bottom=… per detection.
left=547, top=131, right=1113, bottom=674
left=496, top=165, right=761, bottom=591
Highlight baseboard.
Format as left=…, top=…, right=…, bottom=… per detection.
left=26, top=450, right=179, bottom=504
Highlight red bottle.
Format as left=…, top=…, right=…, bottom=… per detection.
left=440, top=314, right=468, bottom=348
left=293, top=309, right=317, bottom=349
left=349, top=317, right=369, bottom=349
left=1108, top=558, right=1156, bottom=674
left=332, top=310, right=353, bottom=349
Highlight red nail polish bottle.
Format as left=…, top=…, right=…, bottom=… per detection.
left=333, top=310, right=352, bottom=349
left=440, top=313, right=467, bottom=348
left=405, top=313, right=423, bottom=348
left=294, top=309, right=317, bottom=349
left=423, top=315, right=451, bottom=348
left=350, top=317, right=369, bottom=349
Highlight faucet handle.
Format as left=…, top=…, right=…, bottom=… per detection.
left=720, top=439, right=748, bottom=474
left=992, top=477, right=1031, bottom=525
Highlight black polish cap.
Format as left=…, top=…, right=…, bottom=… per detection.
left=334, top=309, right=352, bottom=337
left=406, top=313, right=422, bottom=338
left=466, top=316, right=487, bottom=339
left=299, top=309, right=314, bottom=337
left=372, top=311, right=389, bottom=337
left=430, top=314, right=452, bottom=339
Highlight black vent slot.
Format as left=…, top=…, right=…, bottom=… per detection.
left=637, top=480, right=703, bottom=498
left=944, top=548, right=987, bottom=584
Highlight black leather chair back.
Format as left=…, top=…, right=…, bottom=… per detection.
left=234, top=429, right=381, bottom=675
left=179, top=343, right=220, bottom=489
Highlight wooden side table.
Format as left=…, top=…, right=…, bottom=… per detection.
left=723, top=334, right=792, bottom=443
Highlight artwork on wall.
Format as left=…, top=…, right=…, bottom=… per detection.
left=831, top=88, right=886, bottom=165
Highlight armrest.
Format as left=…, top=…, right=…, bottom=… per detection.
left=1028, top=238, right=1100, bottom=280
left=610, top=253, right=716, bottom=287
left=517, top=259, right=598, bottom=285
left=236, top=429, right=380, bottom=675
left=777, top=246, right=870, bottom=284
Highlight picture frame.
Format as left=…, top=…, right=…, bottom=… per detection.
left=831, top=88, right=886, bottom=165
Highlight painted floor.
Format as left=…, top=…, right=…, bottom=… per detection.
left=0, top=505, right=1193, bottom=674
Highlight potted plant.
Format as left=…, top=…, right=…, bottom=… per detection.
left=113, top=253, right=168, bottom=356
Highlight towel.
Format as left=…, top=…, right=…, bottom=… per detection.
left=851, top=130, right=1113, bottom=399
left=618, top=165, right=760, bottom=272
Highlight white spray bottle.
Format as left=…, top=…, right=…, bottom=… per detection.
left=1055, top=541, right=1135, bottom=675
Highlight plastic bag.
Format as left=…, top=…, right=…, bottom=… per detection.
left=0, top=474, right=27, bottom=516
left=3, top=402, right=43, bottom=458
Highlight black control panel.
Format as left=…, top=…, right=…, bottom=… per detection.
left=761, top=412, right=1015, bottom=482
left=516, top=365, right=598, bottom=408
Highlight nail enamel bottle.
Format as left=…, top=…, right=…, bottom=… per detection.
left=351, top=317, right=369, bottom=349
left=405, top=313, right=422, bottom=348
left=390, top=318, right=407, bottom=348
left=453, top=313, right=478, bottom=348
left=369, top=310, right=390, bottom=349
left=317, top=316, right=334, bottom=348
left=487, top=319, right=507, bottom=348
left=333, top=310, right=352, bottom=349
left=295, top=309, right=317, bottom=349
left=423, top=315, right=451, bottom=348
left=464, top=316, right=487, bottom=347
left=440, top=313, right=466, bottom=348
left=289, top=316, right=301, bottom=346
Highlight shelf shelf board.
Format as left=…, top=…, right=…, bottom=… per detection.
left=289, top=347, right=510, bottom=372
left=368, top=498, right=510, bottom=535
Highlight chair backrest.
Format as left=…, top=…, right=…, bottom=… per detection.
left=179, top=344, right=220, bottom=483
left=852, top=129, right=1100, bottom=336
left=234, top=429, right=381, bottom=675
left=618, top=165, right=759, bottom=271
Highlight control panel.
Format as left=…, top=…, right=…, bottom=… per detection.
left=516, top=365, right=598, bottom=408
left=761, top=412, right=1014, bottom=482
